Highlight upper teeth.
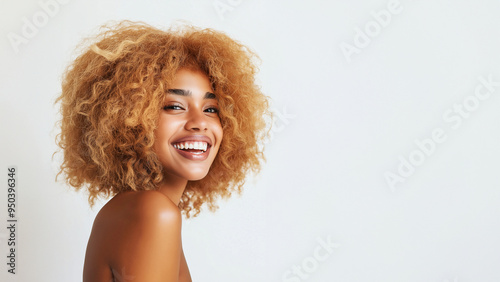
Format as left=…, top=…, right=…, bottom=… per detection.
left=173, top=141, right=208, bottom=151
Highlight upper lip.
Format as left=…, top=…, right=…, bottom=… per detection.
left=171, top=135, right=213, bottom=147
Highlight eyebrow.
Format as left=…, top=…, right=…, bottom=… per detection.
left=167, top=89, right=217, bottom=99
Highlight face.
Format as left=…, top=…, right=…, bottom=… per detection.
left=153, top=68, right=223, bottom=182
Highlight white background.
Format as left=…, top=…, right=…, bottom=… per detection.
left=1, top=0, right=500, bottom=281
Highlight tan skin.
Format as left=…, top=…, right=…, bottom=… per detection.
left=83, top=69, right=223, bottom=282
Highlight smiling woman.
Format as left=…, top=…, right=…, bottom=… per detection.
left=54, top=20, right=271, bottom=281
left=154, top=68, right=224, bottom=190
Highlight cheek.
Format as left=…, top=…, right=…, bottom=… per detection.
left=154, top=118, right=176, bottom=148
left=214, top=130, right=223, bottom=156
left=213, top=120, right=223, bottom=143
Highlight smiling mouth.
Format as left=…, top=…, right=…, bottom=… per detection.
left=173, top=141, right=209, bottom=152
left=172, top=141, right=211, bottom=160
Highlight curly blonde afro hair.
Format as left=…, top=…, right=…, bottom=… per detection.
left=55, top=20, right=271, bottom=218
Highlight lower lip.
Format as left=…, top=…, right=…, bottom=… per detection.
left=173, top=145, right=211, bottom=161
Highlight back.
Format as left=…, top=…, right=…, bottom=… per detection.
left=83, top=190, right=183, bottom=282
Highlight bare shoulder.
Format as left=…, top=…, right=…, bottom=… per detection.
left=83, top=190, right=182, bottom=282
left=99, top=190, right=181, bottom=223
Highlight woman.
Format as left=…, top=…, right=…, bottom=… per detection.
left=55, top=21, right=271, bottom=281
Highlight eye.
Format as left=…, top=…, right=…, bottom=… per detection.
left=162, top=104, right=184, bottom=111
left=205, top=107, right=219, bottom=114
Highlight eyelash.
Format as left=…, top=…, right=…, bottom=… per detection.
left=162, top=104, right=219, bottom=113
left=163, top=105, right=183, bottom=110
left=205, top=107, right=219, bottom=114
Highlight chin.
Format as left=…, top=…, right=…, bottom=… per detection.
left=184, top=169, right=210, bottom=181
left=186, top=175, right=208, bottom=182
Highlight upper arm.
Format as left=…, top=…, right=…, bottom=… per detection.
left=109, top=191, right=182, bottom=282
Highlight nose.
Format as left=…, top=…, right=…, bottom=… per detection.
left=184, top=108, right=208, bottom=131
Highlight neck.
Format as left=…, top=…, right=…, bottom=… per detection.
left=157, top=173, right=188, bottom=206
